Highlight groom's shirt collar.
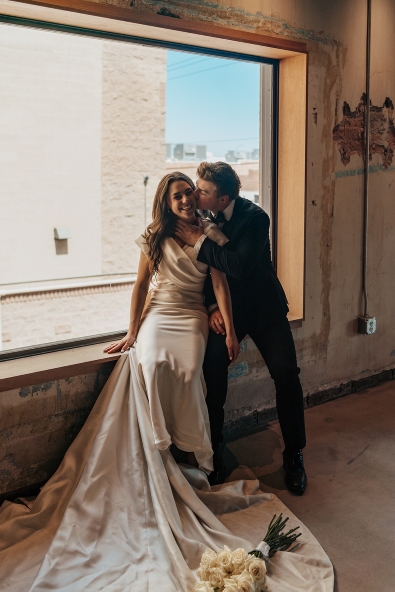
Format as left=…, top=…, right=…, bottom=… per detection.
left=211, top=199, right=236, bottom=223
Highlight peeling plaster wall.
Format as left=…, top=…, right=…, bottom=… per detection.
left=2, top=0, right=395, bottom=494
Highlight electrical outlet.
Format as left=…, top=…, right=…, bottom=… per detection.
left=358, top=315, right=376, bottom=335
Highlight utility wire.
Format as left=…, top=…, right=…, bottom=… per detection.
left=167, top=54, right=209, bottom=68
left=168, top=58, right=210, bottom=72
left=167, top=57, right=212, bottom=72
left=362, top=0, right=372, bottom=317
left=167, top=62, right=234, bottom=82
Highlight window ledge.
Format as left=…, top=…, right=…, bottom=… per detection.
left=288, top=315, right=303, bottom=328
left=0, top=342, right=121, bottom=392
left=1, top=318, right=303, bottom=392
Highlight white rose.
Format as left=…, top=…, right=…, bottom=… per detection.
left=234, top=570, right=256, bottom=592
left=196, top=567, right=211, bottom=582
left=232, top=564, right=246, bottom=576
left=193, top=581, right=214, bottom=592
left=200, top=548, right=218, bottom=570
left=217, top=545, right=234, bottom=573
left=245, top=558, right=266, bottom=586
left=231, top=548, right=248, bottom=574
left=208, top=566, right=228, bottom=589
left=223, top=577, right=240, bottom=592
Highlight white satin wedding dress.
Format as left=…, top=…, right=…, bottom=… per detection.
left=0, top=222, right=334, bottom=592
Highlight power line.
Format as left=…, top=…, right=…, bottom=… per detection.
left=168, top=58, right=210, bottom=72
left=167, top=54, right=207, bottom=68
left=167, top=57, right=212, bottom=72
left=167, top=62, right=234, bottom=82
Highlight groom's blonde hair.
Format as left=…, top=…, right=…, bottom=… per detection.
left=196, top=161, right=241, bottom=201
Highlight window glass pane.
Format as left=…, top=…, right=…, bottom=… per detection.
left=165, top=51, right=271, bottom=210
left=0, top=24, right=272, bottom=351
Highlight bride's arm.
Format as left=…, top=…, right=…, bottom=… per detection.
left=210, top=267, right=240, bottom=362
left=104, top=252, right=152, bottom=354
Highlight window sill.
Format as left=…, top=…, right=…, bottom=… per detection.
left=0, top=317, right=303, bottom=392
left=0, top=342, right=121, bottom=392
left=288, top=315, right=303, bottom=328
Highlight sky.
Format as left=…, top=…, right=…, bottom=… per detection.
left=165, top=50, right=263, bottom=159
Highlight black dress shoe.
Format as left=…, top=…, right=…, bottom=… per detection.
left=283, top=449, right=307, bottom=496
left=208, top=445, right=226, bottom=486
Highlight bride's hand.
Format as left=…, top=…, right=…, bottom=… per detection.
left=226, top=331, right=240, bottom=362
left=103, top=332, right=136, bottom=354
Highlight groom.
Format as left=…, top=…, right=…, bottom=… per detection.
left=174, top=161, right=307, bottom=495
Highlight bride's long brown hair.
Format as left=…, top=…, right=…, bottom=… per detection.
left=143, top=172, right=196, bottom=274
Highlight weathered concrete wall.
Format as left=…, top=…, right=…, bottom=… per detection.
left=0, top=368, right=113, bottom=497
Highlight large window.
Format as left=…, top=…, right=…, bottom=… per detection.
left=0, top=21, right=276, bottom=354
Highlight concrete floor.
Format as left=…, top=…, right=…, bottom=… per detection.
left=226, top=380, right=395, bottom=592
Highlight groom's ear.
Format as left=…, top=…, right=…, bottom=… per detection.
left=219, top=194, right=230, bottom=207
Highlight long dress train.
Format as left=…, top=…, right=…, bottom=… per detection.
left=0, top=224, right=334, bottom=591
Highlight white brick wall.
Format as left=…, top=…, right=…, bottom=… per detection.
left=101, top=41, right=167, bottom=274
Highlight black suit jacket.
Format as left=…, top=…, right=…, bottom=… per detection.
left=198, top=197, right=289, bottom=322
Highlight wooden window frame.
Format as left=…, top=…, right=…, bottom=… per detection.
left=0, top=0, right=307, bottom=388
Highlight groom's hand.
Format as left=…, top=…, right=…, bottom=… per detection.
left=174, top=219, right=203, bottom=246
left=209, top=307, right=226, bottom=335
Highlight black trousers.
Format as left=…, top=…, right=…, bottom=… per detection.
left=203, top=313, right=306, bottom=451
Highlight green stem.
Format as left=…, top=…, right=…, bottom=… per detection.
left=261, top=513, right=302, bottom=556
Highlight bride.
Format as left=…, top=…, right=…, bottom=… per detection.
left=0, top=173, right=334, bottom=592
left=103, top=171, right=239, bottom=474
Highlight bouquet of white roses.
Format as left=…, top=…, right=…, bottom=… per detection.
left=194, top=514, right=301, bottom=592
left=193, top=546, right=267, bottom=592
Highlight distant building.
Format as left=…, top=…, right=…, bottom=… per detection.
left=226, top=150, right=243, bottom=162
left=173, top=143, right=207, bottom=161
left=225, top=149, right=259, bottom=162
